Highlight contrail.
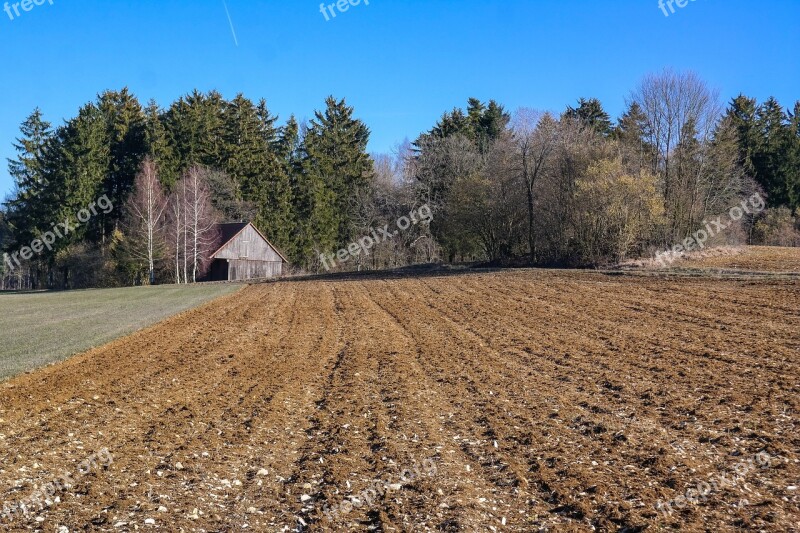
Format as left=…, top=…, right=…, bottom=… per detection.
left=222, top=0, right=239, bottom=47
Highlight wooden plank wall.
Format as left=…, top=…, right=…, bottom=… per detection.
left=228, top=260, right=283, bottom=281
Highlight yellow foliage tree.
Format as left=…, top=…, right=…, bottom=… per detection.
left=572, top=158, right=665, bottom=265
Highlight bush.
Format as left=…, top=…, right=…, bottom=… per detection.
left=753, top=207, right=800, bottom=247
left=571, top=158, right=665, bottom=265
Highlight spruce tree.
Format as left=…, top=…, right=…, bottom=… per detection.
left=223, top=94, right=269, bottom=200
left=754, top=97, right=793, bottom=206
left=98, top=88, right=148, bottom=235
left=4, top=109, right=53, bottom=249
left=253, top=111, right=296, bottom=259
left=54, top=103, right=112, bottom=246
left=299, top=97, right=372, bottom=260
left=564, top=98, right=612, bottom=136
left=614, top=102, right=655, bottom=174
left=725, top=95, right=760, bottom=177
left=165, top=90, right=227, bottom=172
left=144, top=100, right=177, bottom=189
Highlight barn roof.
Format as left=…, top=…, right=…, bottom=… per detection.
left=210, top=222, right=289, bottom=263
left=216, top=222, right=249, bottom=245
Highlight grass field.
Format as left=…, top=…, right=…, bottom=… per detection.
left=0, top=284, right=241, bottom=380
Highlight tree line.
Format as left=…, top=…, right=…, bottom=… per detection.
left=1, top=70, right=798, bottom=289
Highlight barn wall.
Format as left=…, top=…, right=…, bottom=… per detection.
left=228, top=260, right=283, bottom=281
left=215, top=225, right=284, bottom=262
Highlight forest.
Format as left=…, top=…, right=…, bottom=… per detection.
left=1, top=69, right=798, bottom=289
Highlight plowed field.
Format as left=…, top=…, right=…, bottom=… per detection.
left=1, top=271, right=798, bottom=532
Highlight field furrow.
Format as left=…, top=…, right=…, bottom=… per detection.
left=0, top=270, right=797, bottom=531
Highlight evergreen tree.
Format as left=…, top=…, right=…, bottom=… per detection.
left=564, top=98, right=613, bottom=136
left=789, top=101, right=800, bottom=209
left=4, top=109, right=53, bottom=249
left=754, top=97, right=793, bottom=207
left=165, top=90, right=227, bottom=172
left=53, top=103, right=112, bottom=246
left=479, top=100, right=511, bottom=143
left=223, top=94, right=269, bottom=199
left=422, top=99, right=510, bottom=151
left=725, top=95, right=760, bottom=177
left=428, top=108, right=471, bottom=140
left=98, top=88, right=148, bottom=236
left=613, top=102, right=655, bottom=173
left=253, top=111, right=296, bottom=259
left=298, top=97, right=372, bottom=261
left=144, top=100, right=177, bottom=189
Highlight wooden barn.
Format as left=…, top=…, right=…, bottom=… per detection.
left=207, top=222, right=288, bottom=281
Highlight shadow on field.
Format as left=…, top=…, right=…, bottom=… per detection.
left=255, top=263, right=506, bottom=284
left=248, top=261, right=800, bottom=286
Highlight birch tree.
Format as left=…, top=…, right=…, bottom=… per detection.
left=182, top=166, right=219, bottom=282
left=122, top=157, right=167, bottom=284
left=165, top=179, right=185, bottom=283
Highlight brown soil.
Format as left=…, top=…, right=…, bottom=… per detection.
left=0, top=270, right=798, bottom=532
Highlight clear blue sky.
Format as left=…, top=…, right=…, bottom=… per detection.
left=0, top=0, right=797, bottom=197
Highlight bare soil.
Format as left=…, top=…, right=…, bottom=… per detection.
left=0, top=270, right=798, bottom=532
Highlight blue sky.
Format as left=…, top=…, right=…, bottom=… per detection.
left=0, top=0, right=797, bottom=197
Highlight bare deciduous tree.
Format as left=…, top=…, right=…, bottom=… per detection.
left=511, top=109, right=560, bottom=262
left=166, top=166, right=219, bottom=283
left=630, top=69, right=725, bottom=239
left=122, top=157, right=167, bottom=284
left=183, top=166, right=219, bottom=282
